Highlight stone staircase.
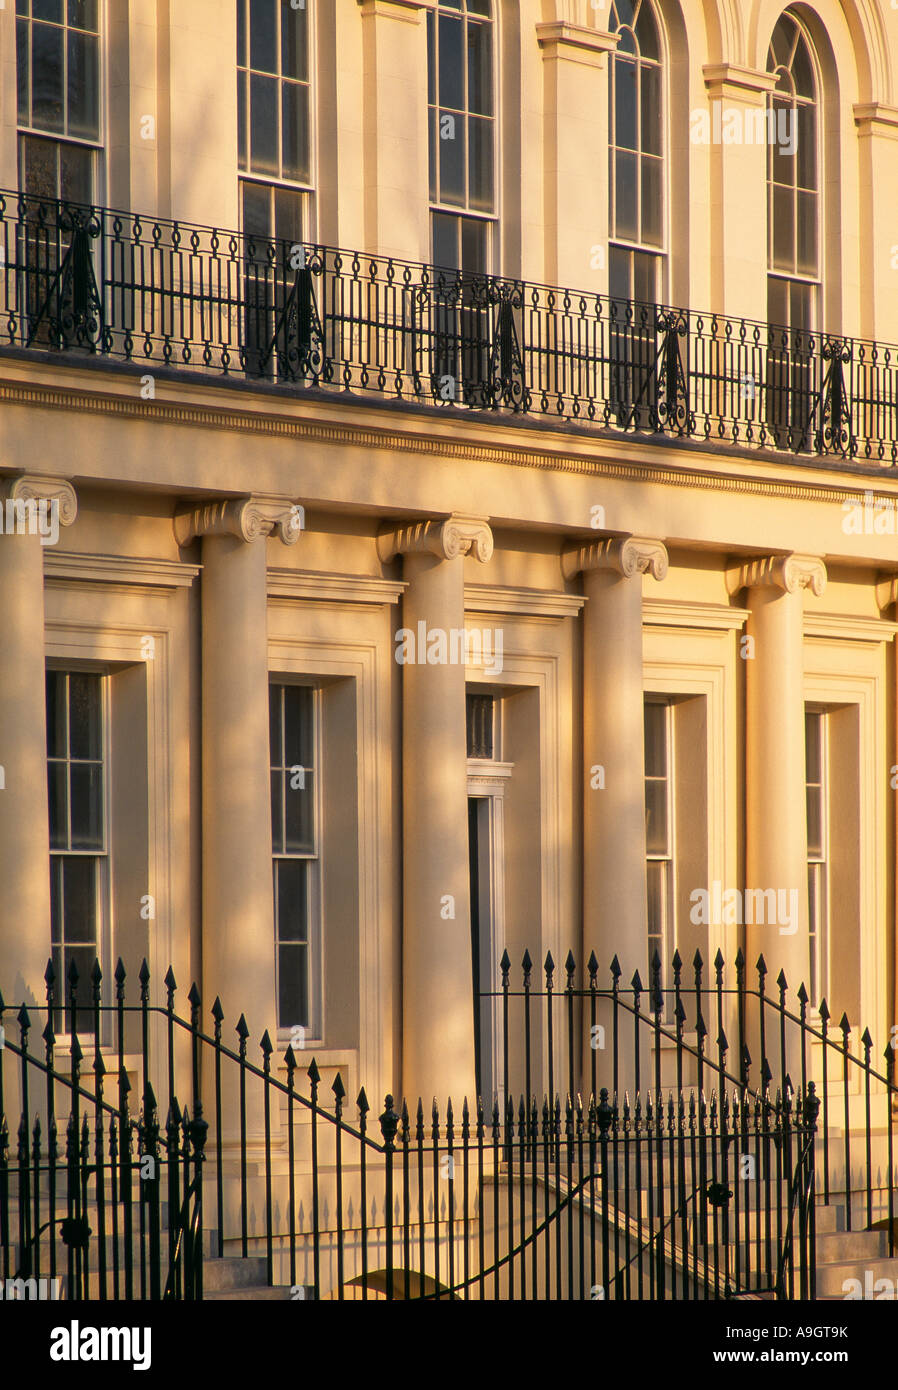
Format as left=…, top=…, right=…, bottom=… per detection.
left=203, top=1255, right=294, bottom=1301
left=814, top=1202, right=898, bottom=1300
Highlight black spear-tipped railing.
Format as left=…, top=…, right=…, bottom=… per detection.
left=4, top=188, right=898, bottom=464
left=0, top=946, right=890, bottom=1301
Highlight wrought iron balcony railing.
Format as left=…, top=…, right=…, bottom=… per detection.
left=1, top=188, right=896, bottom=464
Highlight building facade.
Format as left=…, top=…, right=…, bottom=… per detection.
left=1, top=0, right=898, bottom=1135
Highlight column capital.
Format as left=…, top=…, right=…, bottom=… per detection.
left=562, top=535, right=668, bottom=583
left=729, top=553, right=827, bottom=598
left=702, top=63, right=779, bottom=102
left=876, top=571, right=898, bottom=610
left=2, top=474, right=78, bottom=526
left=377, top=515, right=493, bottom=564
left=174, top=496, right=305, bottom=548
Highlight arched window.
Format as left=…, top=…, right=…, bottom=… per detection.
left=608, top=0, right=665, bottom=306
left=765, top=12, right=819, bottom=447
left=766, top=12, right=819, bottom=334
left=427, top=0, right=496, bottom=275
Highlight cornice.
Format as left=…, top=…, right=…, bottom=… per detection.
left=536, top=22, right=618, bottom=65
left=267, top=569, right=406, bottom=605
left=728, top=553, right=827, bottom=597
left=3, top=473, right=77, bottom=525
left=804, top=613, right=898, bottom=642
left=703, top=63, right=779, bottom=99
left=44, top=551, right=200, bottom=589
left=4, top=377, right=897, bottom=508
left=174, top=496, right=304, bottom=547
left=464, top=584, right=585, bottom=618
left=643, top=599, right=750, bottom=631
left=562, top=536, right=669, bottom=582
left=377, top=515, right=493, bottom=564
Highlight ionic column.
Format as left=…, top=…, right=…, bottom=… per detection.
left=378, top=515, right=493, bottom=1105
left=0, top=477, right=78, bottom=1006
left=175, top=497, right=303, bottom=1052
left=564, top=537, right=668, bottom=998
left=732, top=554, right=826, bottom=997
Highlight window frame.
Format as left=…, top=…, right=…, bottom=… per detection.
left=607, top=0, right=667, bottom=305
left=765, top=11, right=821, bottom=327
left=644, top=695, right=675, bottom=1004
left=46, top=663, right=111, bottom=1040
left=805, top=705, right=829, bottom=1008
left=237, top=0, right=316, bottom=202
left=427, top=0, right=499, bottom=275
left=270, top=678, right=323, bottom=1042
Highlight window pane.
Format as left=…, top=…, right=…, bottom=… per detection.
left=59, top=140, right=92, bottom=203
left=32, top=22, right=64, bottom=132
left=48, top=763, right=68, bottom=849
left=69, top=762, right=103, bottom=849
left=806, top=786, right=823, bottom=858
left=644, top=702, right=667, bottom=776
left=641, top=157, right=662, bottom=246
left=791, top=38, right=814, bottom=100
left=278, top=943, right=308, bottom=1028
left=281, top=0, right=308, bottom=81
left=468, top=115, right=493, bottom=213
left=250, top=73, right=279, bottom=175
left=635, top=2, right=659, bottom=61
left=646, top=860, right=666, bottom=941
left=270, top=769, right=283, bottom=854
left=68, top=672, right=100, bottom=759
left=796, top=190, right=817, bottom=276
left=769, top=99, right=794, bottom=186
left=46, top=671, right=66, bottom=758
left=274, top=186, right=304, bottom=245
left=467, top=20, right=492, bottom=117
left=614, top=150, right=638, bottom=241
left=427, top=11, right=436, bottom=105
left=614, top=59, right=637, bottom=150
left=466, top=693, right=494, bottom=758
left=645, top=779, right=668, bottom=855
left=631, top=248, right=658, bottom=303
left=439, top=109, right=465, bottom=204
left=250, top=0, right=277, bottom=73
left=772, top=182, right=794, bottom=272
left=22, top=133, right=58, bottom=199
left=609, top=245, right=630, bottom=302
left=238, top=72, right=247, bottom=169
left=17, top=20, right=29, bottom=123
left=640, top=64, right=661, bottom=156
left=68, top=0, right=97, bottom=31
left=429, top=110, right=437, bottom=201
left=276, top=859, right=308, bottom=941
left=796, top=103, right=816, bottom=189
left=281, top=81, right=309, bottom=183
left=50, top=858, right=63, bottom=945
left=432, top=211, right=458, bottom=269
left=243, top=178, right=272, bottom=240
left=438, top=14, right=464, bottom=111
left=62, top=855, right=97, bottom=943
left=461, top=216, right=487, bottom=274
left=283, top=685, right=313, bottom=766
left=237, top=0, right=247, bottom=69
left=767, top=274, right=788, bottom=329
left=285, top=769, right=314, bottom=853
left=33, top=0, right=62, bottom=20
left=805, top=712, right=822, bottom=782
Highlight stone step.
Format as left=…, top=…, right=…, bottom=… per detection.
left=815, top=1256, right=898, bottom=1299
left=816, top=1229, right=888, bottom=1262
left=202, top=1256, right=269, bottom=1292
left=206, top=1285, right=295, bottom=1301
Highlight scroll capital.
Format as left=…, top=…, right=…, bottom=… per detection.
left=3, top=474, right=78, bottom=527
left=174, top=496, right=305, bottom=548
left=377, top=515, right=493, bottom=565
left=562, top=535, right=668, bottom=583
left=729, top=554, right=827, bottom=598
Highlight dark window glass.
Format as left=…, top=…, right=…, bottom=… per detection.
left=466, top=693, right=494, bottom=759
left=68, top=0, right=97, bottom=31
left=68, top=672, right=101, bottom=759
left=468, top=114, right=493, bottom=212
left=439, top=13, right=465, bottom=110
left=281, top=81, right=309, bottom=183
left=250, top=72, right=279, bottom=175
left=17, top=20, right=29, bottom=122
left=250, top=0, right=277, bottom=74
left=31, top=22, right=64, bottom=131
left=281, top=0, right=308, bottom=82
left=34, top=0, right=62, bottom=21
left=467, top=20, right=492, bottom=116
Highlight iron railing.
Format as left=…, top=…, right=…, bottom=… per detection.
left=1, top=189, right=897, bottom=463
left=485, top=947, right=897, bottom=1260
left=0, top=951, right=829, bottom=1301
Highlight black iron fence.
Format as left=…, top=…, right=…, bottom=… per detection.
left=0, top=950, right=834, bottom=1301
left=1, top=189, right=896, bottom=463
left=484, top=947, right=897, bottom=1257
